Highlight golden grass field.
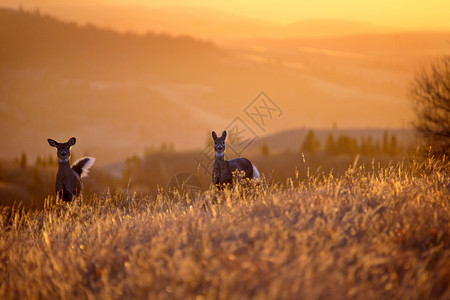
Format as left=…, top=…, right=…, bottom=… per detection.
left=1, top=156, right=449, bottom=299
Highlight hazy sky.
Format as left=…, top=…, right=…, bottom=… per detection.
left=3, top=0, right=450, bottom=30
left=106, top=0, right=449, bottom=29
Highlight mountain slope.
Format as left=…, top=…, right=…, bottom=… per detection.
left=0, top=8, right=447, bottom=163
left=1, top=4, right=397, bottom=39
left=0, top=8, right=221, bottom=80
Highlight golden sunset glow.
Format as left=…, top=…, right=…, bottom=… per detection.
left=1, top=2, right=450, bottom=296
left=134, top=0, right=450, bottom=28
left=0, top=0, right=449, bottom=162
left=2, top=0, right=450, bottom=37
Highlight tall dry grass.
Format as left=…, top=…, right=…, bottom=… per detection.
left=0, top=156, right=449, bottom=299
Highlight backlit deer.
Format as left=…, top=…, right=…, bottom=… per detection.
left=48, top=137, right=95, bottom=202
left=212, top=131, right=260, bottom=186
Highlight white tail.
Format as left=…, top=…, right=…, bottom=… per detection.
left=72, top=157, right=96, bottom=178
left=252, top=164, right=261, bottom=182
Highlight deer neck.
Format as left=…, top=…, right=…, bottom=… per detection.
left=215, top=151, right=225, bottom=162
left=58, top=159, right=71, bottom=171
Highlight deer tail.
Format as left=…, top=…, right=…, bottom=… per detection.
left=72, top=157, right=96, bottom=178
left=252, top=164, right=260, bottom=181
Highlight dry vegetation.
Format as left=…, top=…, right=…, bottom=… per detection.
left=0, top=156, right=449, bottom=299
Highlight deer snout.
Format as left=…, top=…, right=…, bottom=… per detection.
left=216, top=145, right=224, bottom=151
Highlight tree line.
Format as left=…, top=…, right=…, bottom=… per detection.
left=301, top=130, right=404, bottom=156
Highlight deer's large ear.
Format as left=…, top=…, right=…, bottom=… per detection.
left=212, top=131, right=217, bottom=140
left=48, top=139, right=58, bottom=147
left=68, top=137, right=76, bottom=147
left=221, top=131, right=227, bottom=140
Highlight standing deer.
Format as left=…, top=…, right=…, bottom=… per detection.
left=48, top=137, right=95, bottom=202
left=212, top=131, right=260, bottom=186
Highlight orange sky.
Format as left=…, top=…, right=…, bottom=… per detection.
left=3, top=0, right=450, bottom=31
left=132, top=0, right=450, bottom=29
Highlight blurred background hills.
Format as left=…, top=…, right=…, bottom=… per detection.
left=1, top=7, right=448, bottom=164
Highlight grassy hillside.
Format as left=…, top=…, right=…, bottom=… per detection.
left=0, top=156, right=448, bottom=299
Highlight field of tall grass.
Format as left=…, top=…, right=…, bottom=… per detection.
left=1, top=156, right=449, bottom=299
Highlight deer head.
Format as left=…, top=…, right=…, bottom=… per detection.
left=48, top=137, right=76, bottom=163
left=212, top=131, right=227, bottom=157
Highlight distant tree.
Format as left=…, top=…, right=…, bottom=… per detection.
left=382, top=131, right=390, bottom=154
left=365, top=136, right=377, bottom=155
left=260, top=143, right=270, bottom=156
left=360, top=137, right=368, bottom=155
left=374, top=140, right=382, bottom=154
left=325, top=134, right=337, bottom=155
left=361, top=135, right=388, bottom=156
left=19, top=152, right=27, bottom=168
left=47, top=154, right=56, bottom=166
left=301, top=130, right=321, bottom=154
left=389, top=134, right=400, bottom=156
left=336, top=135, right=358, bottom=156
left=35, top=155, right=43, bottom=166
left=410, top=56, right=450, bottom=155
left=122, top=155, right=142, bottom=186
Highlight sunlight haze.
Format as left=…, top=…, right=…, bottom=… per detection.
left=3, top=0, right=450, bottom=34
left=143, top=0, right=450, bottom=29
left=0, top=0, right=449, bottom=161
left=0, top=2, right=449, bottom=295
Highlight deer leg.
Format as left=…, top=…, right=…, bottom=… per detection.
left=60, top=185, right=74, bottom=202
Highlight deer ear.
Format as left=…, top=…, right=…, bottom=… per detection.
left=48, top=139, right=58, bottom=147
left=212, top=131, right=217, bottom=140
left=221, top=131, right=227, bottom=140
left=68, top=137, right=76, bottom=147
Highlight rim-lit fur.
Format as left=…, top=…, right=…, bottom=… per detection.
left=212, top=130, right=260, bottom=187
left=48, top=137, right=95, bottom=202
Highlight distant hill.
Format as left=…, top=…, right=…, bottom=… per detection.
left=0, top=8, right=234, bottom=163
left=0, top=4, right=411, bottom=39
left=0, top=8, right=220, bottom=80
left=0, top=7, right=447, bottom=164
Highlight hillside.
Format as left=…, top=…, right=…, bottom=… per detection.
left=0, top=157, right=448, bottom=299
left=0, top=8, right=220, bottom=80
left=0, top=8, right=231, bottom=162
left=0, top=3, right=398, bottom=39
left=0, top=8, right=448, bottom=163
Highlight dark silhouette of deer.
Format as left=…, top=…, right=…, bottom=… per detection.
left=212, top=131, right=260, bottom=186
left=48, top=137, right=95, bottom=202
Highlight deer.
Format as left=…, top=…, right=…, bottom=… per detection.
left=212, top=130, right=260, bottom=187
left=48, top=137, right=95, bottom=202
